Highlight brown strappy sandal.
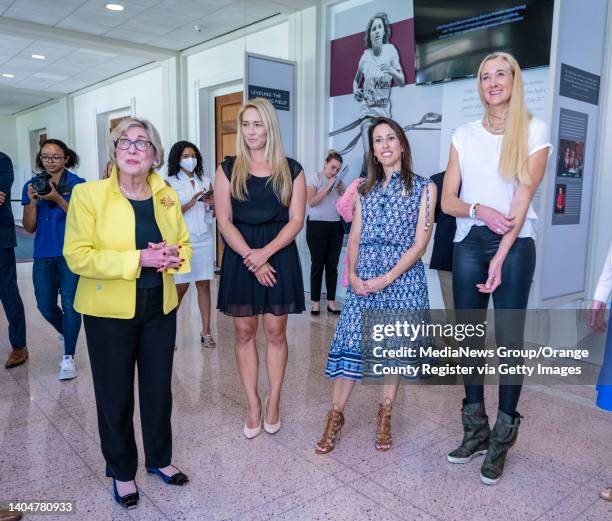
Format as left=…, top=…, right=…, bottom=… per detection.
left=315, top=409, right=344, bottom=454
left=375, top=398, right=393, bottom=451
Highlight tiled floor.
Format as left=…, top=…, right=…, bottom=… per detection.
left=1, top=263, right=612, bottom=520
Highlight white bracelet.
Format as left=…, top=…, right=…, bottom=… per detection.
left=469, top=204, right=476, bottom=219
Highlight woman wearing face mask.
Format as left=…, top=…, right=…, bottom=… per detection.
left=214, top=98, right=306, bottom=439
left=306, top=149, right=344, bottom=315
left=167, top=141, right=216, bottom=348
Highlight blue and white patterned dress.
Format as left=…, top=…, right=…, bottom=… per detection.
left=325, top=171, right=431, bottom=380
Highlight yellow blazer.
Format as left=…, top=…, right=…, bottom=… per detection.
left=63, top=168, right=192, bottom=319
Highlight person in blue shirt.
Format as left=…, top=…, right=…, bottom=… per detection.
left=22, top=139, right=85, bottom=380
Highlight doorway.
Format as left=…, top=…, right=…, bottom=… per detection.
left=213, top=91, right=243, bottom=268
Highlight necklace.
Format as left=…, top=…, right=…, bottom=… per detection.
left=120, top=184, right=148, bottom=200
left=486, top=113, right=505, bottom=135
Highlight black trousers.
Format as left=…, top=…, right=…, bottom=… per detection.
left=83, top=286, right=176, bottom=481
left=0, top=247, right=26, bottom=348
left=306, top=219, right=344, bottom=301
left=453, top=226, right=536, bottom=415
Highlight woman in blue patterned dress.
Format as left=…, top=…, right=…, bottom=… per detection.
left=315, top=117, right=436, bottom=454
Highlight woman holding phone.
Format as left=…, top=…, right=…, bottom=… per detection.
left=167, top=141, right=216, bottom=348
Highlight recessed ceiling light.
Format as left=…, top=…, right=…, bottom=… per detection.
left=2, top=73, right=15, bottom=78
left=105, top=3, right=124, bottom=11
left=32, top=54, right=46, bottom=60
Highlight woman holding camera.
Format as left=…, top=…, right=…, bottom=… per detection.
left=167, top=141, right=216, bottom=348
left=64, top=118, right=192, bottom=509
left=21, top=139, right=85, bottom=380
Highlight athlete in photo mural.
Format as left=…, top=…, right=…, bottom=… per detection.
left=353, top=12, right=405, bottom=154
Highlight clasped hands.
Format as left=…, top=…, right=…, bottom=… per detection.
left=243, top=248, right=277, bottom=287
left=349, top=273, right=389, bottom=297
left=140, top=241, right=183, bottom=272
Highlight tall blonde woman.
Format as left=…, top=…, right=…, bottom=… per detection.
left=214, top=98, right=306, bottom=439
left=442, top=52, right=551, bottom=485
left=64, top=118, right=192, bottom=509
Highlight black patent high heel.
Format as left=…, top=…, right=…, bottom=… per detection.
left=112, top=479, right=139, bottom=509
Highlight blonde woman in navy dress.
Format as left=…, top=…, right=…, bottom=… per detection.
left=214, top=98, right=306, bottom=439
left=315, top=116, right=435, bottom=454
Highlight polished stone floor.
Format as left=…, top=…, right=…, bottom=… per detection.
left=1, top=263, right=612, bottom=520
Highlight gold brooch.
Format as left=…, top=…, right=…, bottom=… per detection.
left=160, top=195, right=175, bottom=209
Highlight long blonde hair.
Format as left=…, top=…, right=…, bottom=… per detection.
left=477, top=52, right=532, bottom=185
left=231, top=98, right=292, bottom=206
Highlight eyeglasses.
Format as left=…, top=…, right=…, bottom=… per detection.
left=114, top=138, right=154, bottom=152
left=40, top=155, right=65, bottom=162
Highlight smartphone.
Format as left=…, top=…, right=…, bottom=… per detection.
left=198, top=188, right=213, bottom=202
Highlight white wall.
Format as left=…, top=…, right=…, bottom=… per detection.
left=71, top=61, right=176, bottom=182
left=13, top=98, right=69, bottom=219
left=184, top=22, right=290, bottom=154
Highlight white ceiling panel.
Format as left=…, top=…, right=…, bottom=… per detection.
left=155, top=0, right=231, bottom=18
left=0, top=0, right=319, bottom=112
left=0, top=33, right=33, bottom=50
left=0, top=90, right=52, bottom=114
left=114, top=17, right=173, bottom=35
left=104, top=29, right=158, bottom=45
left=69, top=0, right=149, bottom=26
left=32, top=72, right=69, bottom=81
left=2, top=6, right=69, bottom=26
left=55, top=18, right=114, bottom=36
left=136, top=9, right=194, bottom=27
left=203, top=6, right=276, bottom=27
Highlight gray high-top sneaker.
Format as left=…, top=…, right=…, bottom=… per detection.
left=447, top=400, right=490, bottom=464
left=480, top=410, right=522, bottom=485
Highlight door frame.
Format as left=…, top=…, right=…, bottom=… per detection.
left=196, top=80, right=243, bottom=268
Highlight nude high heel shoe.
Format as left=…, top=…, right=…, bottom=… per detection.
left=243, top=398, right=262, bottom=439
left=263, top=396, right=281, bottom=434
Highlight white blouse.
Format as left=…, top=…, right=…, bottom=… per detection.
left=451, top=117, right=552, bottom=242
left=166, top=171, right=213, bottom=238
left=594, top=242, right=612, bottom=304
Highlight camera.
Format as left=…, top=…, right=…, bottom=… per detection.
left=31, top=172, right=53, bottom=196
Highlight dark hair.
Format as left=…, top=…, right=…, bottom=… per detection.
left=359, top=117, right=413, bottom=196
left=325, top=149, right=343, bottom=164
left=167, top=140, right=204, bottom=179
left=365, top=12, right=391, bottom=49
left=35, top=139, right=79, bottom=172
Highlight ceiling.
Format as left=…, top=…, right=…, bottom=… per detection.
left=0, top=0, right=317, bottom=114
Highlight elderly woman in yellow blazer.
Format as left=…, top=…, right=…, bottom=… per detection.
left=64, top=117, right=192, bottom=510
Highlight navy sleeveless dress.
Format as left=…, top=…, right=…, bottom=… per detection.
left=217, top=156, right=305, bottom=317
